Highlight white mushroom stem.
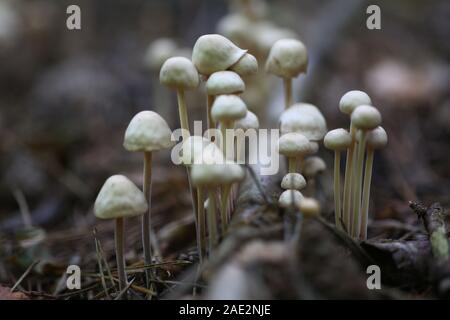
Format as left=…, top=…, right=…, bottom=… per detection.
left=342, top=123, right=356, bottom=232
left=196, top=187, right=205, bottom=263
left=351, top=130, right=367, bottom=238
left=142, top=151, right=154, bottom=285
left=176, top=89, right=190, bottom=139
left=288, top=157, right=297, bottom=173
left=360, top=147, right=375, bottom=240
left=333, top=150, right=343, bottom=230
left=207, top=95, right=215, bottom=133
left=115, top=217, right=127, bottom=297
left=207, top=189, right=218, bottom=254
left=220, top=184, right=232, bottom=233
left=283, top=78, right=293, bottom=109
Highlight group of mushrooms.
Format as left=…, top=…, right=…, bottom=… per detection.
left=92, top=32, right=387, bottom=296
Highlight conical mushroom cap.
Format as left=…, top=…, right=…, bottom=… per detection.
left=266, top=38, right=308, bottom=78
left=229, top=53, right=258, bottom=77
left=280, top=103, right=327, bottom=140
left=94, top=175, right=148, bottom=220
left=281, top=173, right=306, bottom=190
left=303, top=156, right=326, bottom=179
left=278, top=190, right=304, bottom=209
left=351, top=105, right=382, bottom=130
left=324, top=128, right=352, bottom=151
left=367, top=126, right=388, bottom=149
left=234, top=110, right=259, bottom=130
left=206, top=71, right=245, bottom=96
left=339, top=90, right=372, bottom=115
left=124, top=111, right=175, bottom=152
left=181, top=135, right=211, bottom=165
left=192, top=34, right=247, bottom=76
left=211, top=95, right=247, bottom=123
left=160, top=56, right=199, bottom=90
left=277, top=132, right=312, bottom=157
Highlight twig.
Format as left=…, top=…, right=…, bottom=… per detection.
left=11, top=260, right=40, bottom=292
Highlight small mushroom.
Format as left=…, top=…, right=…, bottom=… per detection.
left=324, top=128, right=352, bottom=230
left=144, top=38, right=178, bottom=71
left=123, top=110, right=174, bottom=280
left=266, top=39, right=308, bottom=108
left=229, top=53, right=258, bottom=77
left=299, top=197, right=321, bottom=218
left=234, top=110, right=259, bottom=164
left=279, top=103, right=327, bottom=141
left=94, top=175, right=148, bottom=296
left=350, top=105, right=382, bottom=238
left=160, top=56, right=199, bottom=139
left=278, top=189, right=304, bottom=209
left=192, top=34, right=247, bottom=76
left=360, top=126, right=387, bottom=240
left=277, top=132, right=313, bottom=173
left=281, top=173, right=306, bottom=191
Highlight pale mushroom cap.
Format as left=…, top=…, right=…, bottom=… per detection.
left=94, top=175, right=148, bottom=220
left=278, top=190, right=304, bottom=209
left=299, top=197, right=320, bottom=218
left=159, top=56, right=199, bottom=90
left=124, top=111, right=175, bottom=152
left=253, top=23, right=298, bottom=54
left=217, top=13, right=251, bottom=46
left=211, top=94, right=248, bottom=123
left=339, top=90, right=372, bottom=115
left=367, top=126, right=388, bottom=149
left=281, top=173, right=306, bottom=190
left=181, top=135, right=211, bottom=165
left=206, top=71, right=245, bottom=96
left=191, top=160, right=245, bottom=187
left=279, top=103, right=327, bottom=140
left=230, top=53, right=258, bottom=77
left=351, top=105, right=382, bottom=130
left=308, top=141, right=319, bottom=154
left=234, top=110, right=259, bottom=130
left=303, top=156, right=327, bottom=179
left=192, top=34, right=247, bottom=76
left=277, top=132, right=312, bottom=157
left=144, top=38, right=177, bottom=71
left=266, top=38, right=308, bottom=78
left=324, top=128, right=352, bottom=150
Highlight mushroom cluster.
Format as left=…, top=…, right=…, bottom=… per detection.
left=324, top=91, right=387, bottom=239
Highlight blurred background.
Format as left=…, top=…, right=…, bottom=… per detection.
left=0, top=0, right=449, bottom=276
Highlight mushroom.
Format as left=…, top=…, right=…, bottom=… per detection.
left=281, top=173, right=306, bottom=191
left=338, top=90, right=372, bottom=235
left=234, top=110, right=259, bottom=164
left=299, top=197, right=321, bottom=218
left=279, top=103, right=327, bottom=141
left=266, top=39, right=308, bottom=108
left=123, top=110, right=174, bottom=281
left=324, top=128, right=352, bottom=230
left=360, top=126, right=387, bottom=240
left=206, top=71, right=245, bottom=131
left=192, top=34, right=247, bottom=76
left=94, top=175, right=148, bottom=296
left=144, top=38, right=177, bottom=72
left=211, top=94, right=248, bottom=159
left=303, top=156, right=327, bottom=195
left=229, top=53, right=258, bottom=77
left=278, top=189, right=304, bottom=209
left=277, top=132, right=313, bottom=173
left=350, top=105, right=382, bottom=238
left=160, top=56, right=199, bottom=139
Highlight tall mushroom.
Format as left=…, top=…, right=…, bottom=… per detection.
left=266, top=39, right=308, bottom=108
left=277, top=132, right=313, bottom=173
left=350, top=105, right=382, bottom=238
left=123, top=110, right=174, bottom=282
left=360, top=126, right=387, bottom=239
left=324, top=128, right=352, bottom=230
left=94, top=175, right=148, bottom=296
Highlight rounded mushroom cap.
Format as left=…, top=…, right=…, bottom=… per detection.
left=339, top=90, right=372, bottom=115
left=324, top=128, right=352, bottom=150
left=351, top=105, right=382, bottom=130
left=230, top=53, right=258, bottom=77
left=367, top=126, right=388, bottom=149
left=281, top=173, right=306, bottom=190
left=299, top=197, right=320, bottom=218
left=265, top=38, right=308, bottom=78
left=181, top=135, right=211, bottom=165
left=191, top=160, right=245, bottom=187
left=144, top=38, right=177, bottom=71
left=124, top=111, right=175, bottom=152
left=278, top=190, right=304, bottom=209
left=253, top=23, right=298, bottom=54
left=94, top=175, right=148, bottom=220
left=279, top=103, right=327, bottom=140
left=277, top=132, right=312, bottom=157
left=159, top=56, right=199, bottom=90
left=234, top=110, right=259, bottom=130
left=206, top=71, right=245, bottom=96
left=217, top=13, right=251, bottom=46
left=303, top=156, right=327, bottom=179
left=211, top=95, right=248, bottom=123
left=192, top=34, right=247, bottom=76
